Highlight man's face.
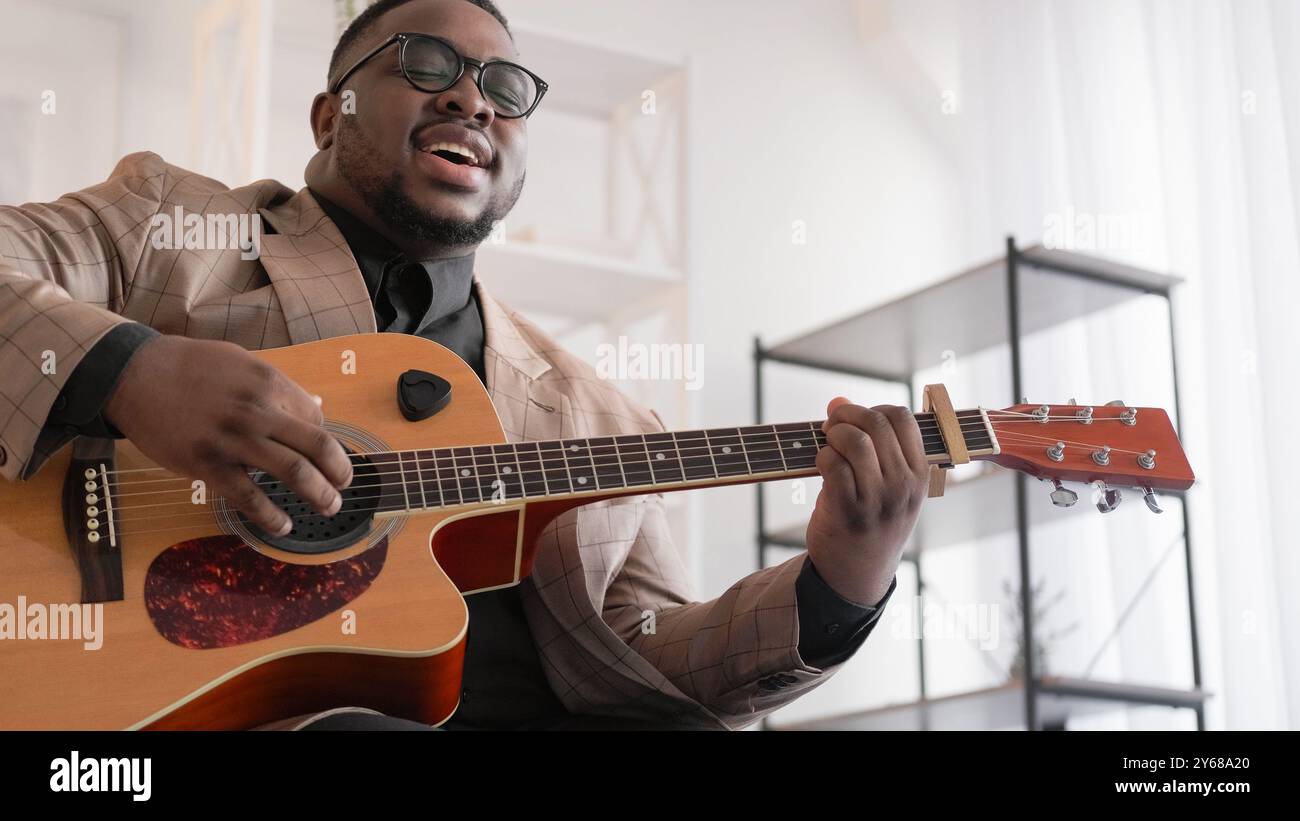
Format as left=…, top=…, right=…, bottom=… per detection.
left=327, top=0, right=527, bottom=248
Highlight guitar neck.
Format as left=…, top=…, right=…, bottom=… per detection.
left=365, top=409, right=999, bottom=516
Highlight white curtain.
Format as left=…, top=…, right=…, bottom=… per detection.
left=870, top=0, right=1298, bottom=728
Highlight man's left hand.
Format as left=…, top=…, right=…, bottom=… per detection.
left=804, top=397, right=930, bottom=607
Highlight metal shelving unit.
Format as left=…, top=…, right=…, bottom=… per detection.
left=754, top=237, right=1206, bottom=731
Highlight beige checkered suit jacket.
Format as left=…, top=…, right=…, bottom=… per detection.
left=0, top=151, right=853, bottom=729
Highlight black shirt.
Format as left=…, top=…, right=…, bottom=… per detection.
left=36, top=193, right=897, bottom=729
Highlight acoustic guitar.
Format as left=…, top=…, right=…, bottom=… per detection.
left=0, top=333, right=1195, bottom=729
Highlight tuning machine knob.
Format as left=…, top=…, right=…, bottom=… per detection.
left=1094, top=481, right=1122, bottom=513
left=1142, top=487, right=1163, bottom=514
left=1105, top=400, right=1138, bottom=425
left=1044, top=478, right=1078, bottom=508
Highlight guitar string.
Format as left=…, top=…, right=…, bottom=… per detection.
left=96, top=423, right=989, bottom=487
left=94, top=407, right=1136, bottom=480
left=108, top=429, right=1149, bottom=532
left=98, top=414, right=1140, bottom=489
left=107, top=419, right=984, bottom=524
left=98, top=413, right=993, bottom=491
left=104, top=417, right=1141, bottom=517
left=105, top=444, right=844, bottom=516
left=97, top=415, right=1154, bottom=525
left=100, top=424, right=994, bottom=509
left=95, top=412, right=998, bottom=479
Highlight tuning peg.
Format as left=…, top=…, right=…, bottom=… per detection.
left=1142, top=487, right=1163, bottom=514
left=1046, top=479, right=1078, bottom=508
left=1105, top=399, right=1126, bottom=406
left=1094, top=481, right=1122, bottom=513
left=1020, top=396, right=1028, bottom=404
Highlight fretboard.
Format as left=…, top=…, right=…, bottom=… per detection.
left=360, top=409, right=995, bottom=515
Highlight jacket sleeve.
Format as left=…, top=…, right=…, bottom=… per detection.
left=0, top=152, right=168, bottom=480
left=600, top=491, right=893, bottom=730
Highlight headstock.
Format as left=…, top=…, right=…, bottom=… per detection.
left=978, top=399, right=1195, bottom=514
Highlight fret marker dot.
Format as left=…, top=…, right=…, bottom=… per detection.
left=722, top=446, right=732, bottom=454
left=502, top=466, right=512, bottom=474
left=655, top=453, right=665, bottom=460
left=570, top=444, right=578, bottom=451
left=460, top=468, right=470, bottom=476
left=577, top=476, right=588, bottom=485
left=793, top=442, right=802, bottom=448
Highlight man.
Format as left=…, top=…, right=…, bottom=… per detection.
left=0, top=0, right=928, bottom=730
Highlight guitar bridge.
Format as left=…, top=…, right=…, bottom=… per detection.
left=61, top=437, right=123, bottom=603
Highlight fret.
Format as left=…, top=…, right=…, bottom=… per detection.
left=615, top=434, right=655, bottom=487
left=809, top=422, right=828, bottom=452
left=395, top=451, right=412, bottom=511
left=488, top=441, right=512, bottom=501
left=413, top=449, right=442, bottom=509
left=743, top=425, right=785, bottom=475
left=471, top=445, right=502, bottom=503
left=776, top=422, right=819, bottom=470
left=959, top=411, right=993, bottom=452
left=916, top=410, right=988, bottom=457
left=403, top=449, right=423, bottom=506
left=704, top=428, right=748, bottom=477
left=365, top=451, right=406, bottom=514
left=514, top=441, right=549, bottom=497
left=451, top=446, right=481, bottom=504
left=412, top=450, right=429, bottom=509
left=672, top=430, right=717, bottom=481
left=588, top=436, right=625, bottom=490
left=560, top=438, right=597, bottom=491
left=538, top=440, right=573, bottom=495
left=645, top=432, right=686, bottom=484
left=490, top=443, right=526, bottom=502
left=431, top=448, right=463, bottom=506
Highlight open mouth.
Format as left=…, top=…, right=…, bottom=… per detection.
left=417, top=141, right=486, bottom=169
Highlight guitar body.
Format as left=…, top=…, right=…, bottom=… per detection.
left=0, top=334, right=573, bottom=730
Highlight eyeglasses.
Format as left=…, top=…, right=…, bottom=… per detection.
left=330, top=32, right=548, bottom=119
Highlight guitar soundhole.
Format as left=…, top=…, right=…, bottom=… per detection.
left=238, top=454, right=382, bottom=554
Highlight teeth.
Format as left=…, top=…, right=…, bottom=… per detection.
left=419, top=141, right=480, bottom=166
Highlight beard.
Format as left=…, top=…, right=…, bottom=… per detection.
left=335, top=115, right=523, bottom=248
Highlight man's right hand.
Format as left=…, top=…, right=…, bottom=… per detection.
left=103, top=335, right=354, bottom=536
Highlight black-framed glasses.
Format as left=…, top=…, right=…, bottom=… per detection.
left=330, top=32, right=548, bottom=119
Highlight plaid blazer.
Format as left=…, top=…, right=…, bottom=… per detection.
left=0, top=152, right=851, bottom=729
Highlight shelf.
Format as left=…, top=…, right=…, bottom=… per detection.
left=475, top=241, right=682, bottom=322
left=763, top=244, right=1183, bottom=379
left=755, top=240, right=1200, bottom=730
left=511, top=23, right=685, bottom=118
left=774, top=675, right=1207, bottom=731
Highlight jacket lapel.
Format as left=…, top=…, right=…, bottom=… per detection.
left=475, top=276, right=573, bottom=444
left=257, top=188, right=376, bottom=344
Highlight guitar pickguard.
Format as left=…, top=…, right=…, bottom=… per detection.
left=143, top=535, right=388, bottom=649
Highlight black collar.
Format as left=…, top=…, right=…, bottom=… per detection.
left=312, top=190, right=477, bottom=326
